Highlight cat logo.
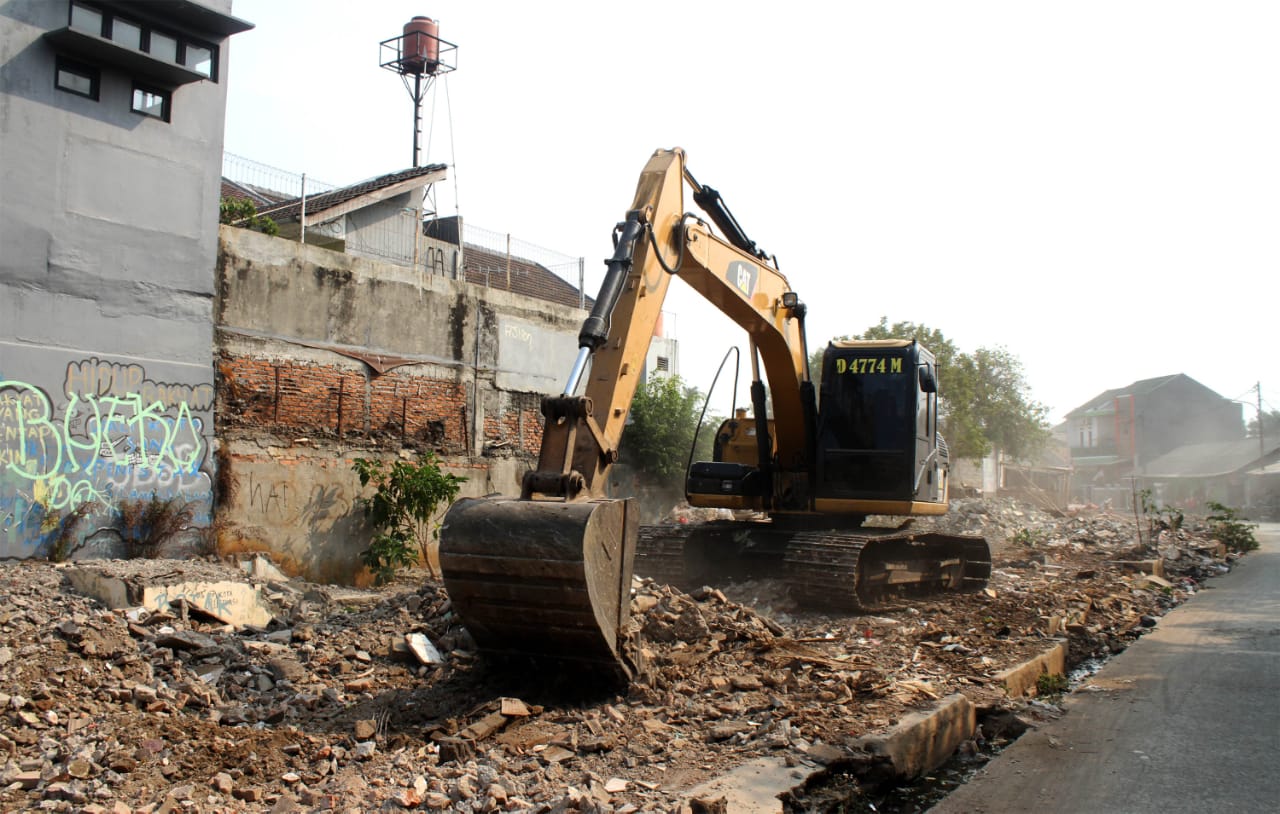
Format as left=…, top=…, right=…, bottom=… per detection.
left=726, top=261, right=758, bottom=299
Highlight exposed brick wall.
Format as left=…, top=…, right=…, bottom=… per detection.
left=367, top=371, right=467, bottom=448
left=216, top=350, right=519, bottom=455
left=484, top=391, right=543, bottom=456
left=218, top=352, right=546, bottom=457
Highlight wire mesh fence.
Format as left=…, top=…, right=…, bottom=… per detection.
left=222, top=152, right=337, bottom=201
left=462, top=223, right=581, bottom=283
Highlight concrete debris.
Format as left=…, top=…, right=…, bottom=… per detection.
left=0, top=500, right=1244, bottom=812
left=406, top=631, right=445, bottom=665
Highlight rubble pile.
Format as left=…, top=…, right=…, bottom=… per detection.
left=0, top=501, right=1244, bottom=813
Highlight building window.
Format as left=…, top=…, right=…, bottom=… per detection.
left=148, top=31, right=178, bottom=63
left=109, top=17, right=142, bottom=50
left=131, top=84, right=170, bottom=121
left=55, top=58, right=99, bottom=100
left=69, top=3, right=103, bottom=35
left=66, top=1, right=219, bottom=83
left=655, top=356, right=670, bottom=372
left=184, top=44, right=214, bottom=78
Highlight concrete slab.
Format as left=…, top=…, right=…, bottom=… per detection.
left=853, top=693, right=976, bottom=779
left=685, top=757, right=812, bottom=814
left=66, top=568, right=276, bottom=628
left=994, top=640, right=1068, bottom=697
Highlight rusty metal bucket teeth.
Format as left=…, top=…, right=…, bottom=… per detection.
left=438, top=497, right=638, bottom=682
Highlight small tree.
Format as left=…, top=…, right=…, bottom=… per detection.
left=1247, top=408, right=1280, bottom=439
left=619, top=375, right=709, bottom=484
left=352, top=454, right=466, bottom=584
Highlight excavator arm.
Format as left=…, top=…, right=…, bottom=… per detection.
left=438, top=149, right=812, bottom=681
left=562, top=148, right=811, bottom=494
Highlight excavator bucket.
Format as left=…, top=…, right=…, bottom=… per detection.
left=438, top=496, right=639, bottom=682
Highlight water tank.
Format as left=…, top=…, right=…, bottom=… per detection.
left=402, top=16, right=439, bottom=74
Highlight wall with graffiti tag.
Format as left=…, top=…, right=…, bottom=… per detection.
left=0, top=350, right=214, bottom=559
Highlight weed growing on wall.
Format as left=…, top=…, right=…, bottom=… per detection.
left=352, top=454, right=465, bottom=585
left=116, top=496, right=197, bottom=559
left=41, top=501, right=99, bottom=562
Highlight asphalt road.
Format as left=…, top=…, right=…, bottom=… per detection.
left=930, top=522, right=1280, bottom=814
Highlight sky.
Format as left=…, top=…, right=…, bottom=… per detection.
left=223, top=1, right=1278, bottom=427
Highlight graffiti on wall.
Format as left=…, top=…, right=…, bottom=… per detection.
left=0, top=357, right=214, bottom=557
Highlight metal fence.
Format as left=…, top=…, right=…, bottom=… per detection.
left=221, top=152, right=337, bottom=201
left=220, top=152, right=583, bottom=293
left=462, top=223, right=583, bottom=292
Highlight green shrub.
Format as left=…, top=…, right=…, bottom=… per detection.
left=1012, top=527, right=1043, bottom=546
left=1036, top=672, right=1069, bottom=697
left=219, top=197, right=279, bottom=236
left=1205, top=501, right=1259, bottom=552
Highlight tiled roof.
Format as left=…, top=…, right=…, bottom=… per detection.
left=1065, top=374, right=1186, bottom=418
left=220, top=179, right=288, bottom=207
left=257, top=164, right=447, bottom=223
left=462, top=244, right=593, bottom=311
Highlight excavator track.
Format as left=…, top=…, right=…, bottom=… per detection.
left=635, top=522, right=991, bottom=614
left=635, top=524, right=695, bottom=587
left=784, top=529, right=991, bottom=612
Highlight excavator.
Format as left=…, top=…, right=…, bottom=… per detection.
left=438, top=148, right=990, bottom=682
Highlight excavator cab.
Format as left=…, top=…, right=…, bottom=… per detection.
left=813, top=339, right=949, bottom=514
left=686, top=340, right=948, bottom=516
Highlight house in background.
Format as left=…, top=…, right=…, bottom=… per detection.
left=224, top=173, right=599, bottom=313
left=253, top=165, right=450, bottom=271
left=1066, top=374, right=1243, bottom=505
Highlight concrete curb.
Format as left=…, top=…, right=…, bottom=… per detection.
left=994, top=640, right=1068, bottom=698
left=852, top=693, right=976, bottom=779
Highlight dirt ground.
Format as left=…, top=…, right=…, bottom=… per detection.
left=0, top=498, right=1243, bottom=813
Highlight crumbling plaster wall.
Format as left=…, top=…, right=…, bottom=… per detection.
left=215, top=226, right=581, bottom=583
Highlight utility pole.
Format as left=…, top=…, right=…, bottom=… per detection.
left=1258, top=382, right=1265, bottom=462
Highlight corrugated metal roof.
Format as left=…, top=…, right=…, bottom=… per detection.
left=1072, top=455, right=1123, bottom=466
left=1142, top=438, right=1280, bottom=478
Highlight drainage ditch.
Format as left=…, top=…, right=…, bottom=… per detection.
left=781, top=708, right=1031, bottom=813
left=782, top=653, right=1118, bottom=812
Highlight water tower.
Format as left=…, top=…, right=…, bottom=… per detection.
left=380, top=17, right=457, bottom=167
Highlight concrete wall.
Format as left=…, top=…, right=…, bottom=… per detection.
left=215, top=226, right=585, bottom=583
left=0, top=1, right=239, bottom=558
